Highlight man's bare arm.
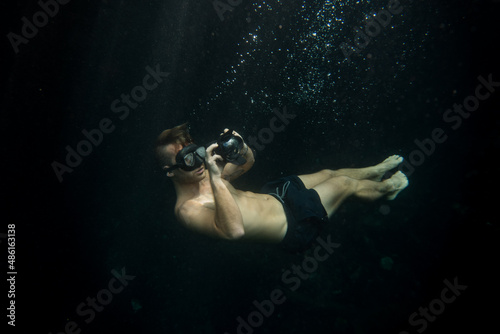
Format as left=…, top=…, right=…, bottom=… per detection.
left=221, top=142, right=255, bottom=182
left=210, top=177, right=245, bottom=239
left=206, top=143, right=245, bottom=239
left=177, top=201, right=219, bottom=237
left=177, top=200, right=231, bottom=239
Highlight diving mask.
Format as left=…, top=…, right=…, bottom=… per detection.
left=165, top=144, right=206, bottom=173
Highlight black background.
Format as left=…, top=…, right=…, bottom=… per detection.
left=2, top=0, right=499, bottom=333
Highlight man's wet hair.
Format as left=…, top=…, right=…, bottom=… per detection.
left=155, top=122, right=194, bottom=168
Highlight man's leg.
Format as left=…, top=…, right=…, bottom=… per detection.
left=312, top=171, right=408, bottom=217
left=333, top=155, right=403, bottom=181
left=298, top=155, right=403, bottom=189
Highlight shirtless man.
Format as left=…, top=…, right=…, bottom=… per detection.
left=155, top=123, right=409, bottom=253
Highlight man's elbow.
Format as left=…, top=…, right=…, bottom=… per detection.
left=247, top=160, right=255, bottom=171
left=246, top=155, right=255, bottom=168
left=215, top=221, right=245, bottom=240
left=226, top=228, right=245, bottom=240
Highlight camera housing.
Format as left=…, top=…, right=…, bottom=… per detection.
left=214, top=130, right=247, bottom=165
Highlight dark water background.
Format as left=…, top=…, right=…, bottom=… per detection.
left=2, top=0, right=499, bottom=333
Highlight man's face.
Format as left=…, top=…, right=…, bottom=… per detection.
left=163, top=143, right=206, bottom=182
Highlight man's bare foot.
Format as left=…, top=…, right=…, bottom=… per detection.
left=385, top=171, right=409, bottom=200
left=372, top=155, right=404, bottom=181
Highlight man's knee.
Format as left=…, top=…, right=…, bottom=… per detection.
left=320, top=169, right=335, bottom=178
left=329, top=175, right=357, bottom=196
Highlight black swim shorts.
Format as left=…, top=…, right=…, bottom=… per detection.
left=260, top=175, right=329, bottom=253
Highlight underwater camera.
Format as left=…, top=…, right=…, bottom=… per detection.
left=214, top=130, right=247, bottom=165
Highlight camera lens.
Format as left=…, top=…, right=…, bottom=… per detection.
left=223, top=137, right=239, bottom=152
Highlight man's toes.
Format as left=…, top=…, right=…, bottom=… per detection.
left=381, top=155, right=404, bottom=170
left=386, top=171, right=409, bottom=200
left=384, top=154, right=403, bottom=163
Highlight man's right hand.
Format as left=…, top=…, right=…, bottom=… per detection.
left=205, top=143, right=224, bottom=177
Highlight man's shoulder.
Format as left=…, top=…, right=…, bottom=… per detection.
left=176, top=197, right=216, bottom=223
left=175, top=199, right=200, bottom=219
left=174, top=198, right=222, bottom=237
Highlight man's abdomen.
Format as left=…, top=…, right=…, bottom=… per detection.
left=235, top=192, right=288, bottom=242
